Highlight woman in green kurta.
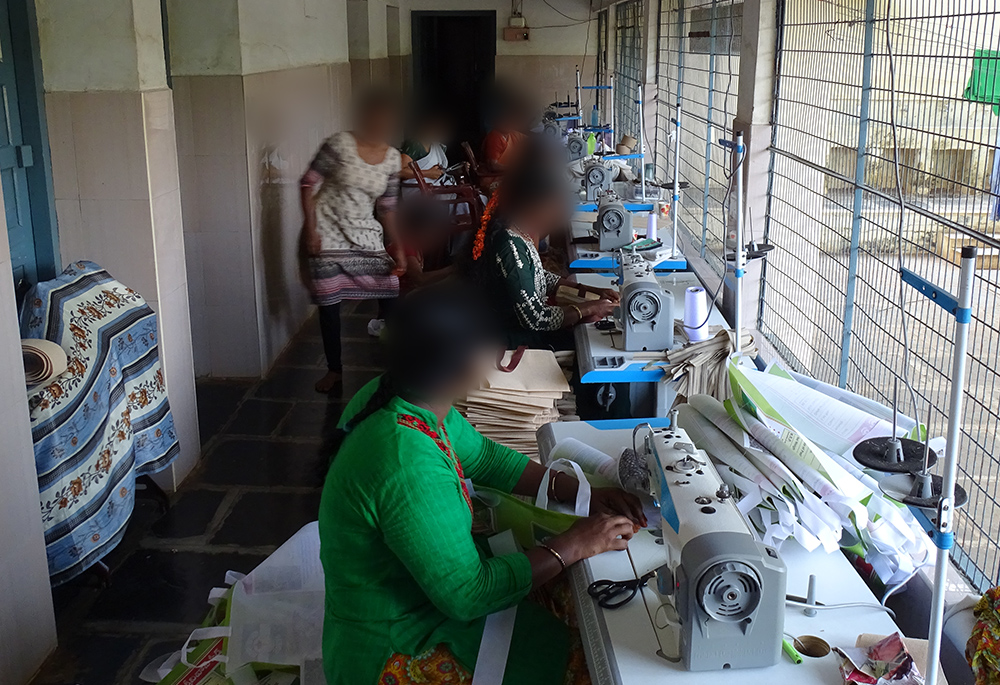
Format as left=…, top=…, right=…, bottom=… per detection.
left=464, top=135, right=620, bottom=350
left=319, top=286, right=646, bottom=685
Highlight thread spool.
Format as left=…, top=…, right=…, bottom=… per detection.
left=646, top=213, right=658, bottom=241
left=683, top=286, right=711, bottom=342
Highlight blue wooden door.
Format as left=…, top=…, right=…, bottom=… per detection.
left=0, top=0, right=37, bottom=290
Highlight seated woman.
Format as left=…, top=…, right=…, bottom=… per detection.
left=319, top=285, right=645, bottom=685
left=400, top=109, right=451, bottom=190
left=465, top=135, right=619, bottom=350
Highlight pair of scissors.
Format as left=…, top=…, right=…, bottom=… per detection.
left=588, top=571, right=656, bottom=609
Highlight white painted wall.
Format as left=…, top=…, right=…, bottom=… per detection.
left=407, top=0, right=596, bottom=55
left=238, top=0, right=350, bottom=72
left=165, top=0, right=243, bottom=76
left=0, top=193, right=58, bottom=683
left=36, top=0, right=167, bottom=91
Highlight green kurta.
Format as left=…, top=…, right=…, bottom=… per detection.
left=320, top=379, right=570, bottom=684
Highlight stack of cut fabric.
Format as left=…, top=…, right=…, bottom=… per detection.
left=659, top=327, right=755, bottom=401
left=458, top=349, right=572, bottom=459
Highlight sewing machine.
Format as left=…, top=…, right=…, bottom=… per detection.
left=594, top=193, right=630, bottom=251
left=567, top=134, right=587, bottom=161
left=536, top=420, right=902, bottom=685
left=639, top=423, right=787, bottom=670
left=584, top=161, right=614, bottom=202
left=616, top=251, right=674, bottom=352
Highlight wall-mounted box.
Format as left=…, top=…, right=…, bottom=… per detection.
left=503, top=26, right=530, bottom=41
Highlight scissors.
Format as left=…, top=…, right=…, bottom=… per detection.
left=588, top=571, right=656, bottom=609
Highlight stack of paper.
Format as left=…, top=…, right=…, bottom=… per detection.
left=457, top=349, right=572, bottom=459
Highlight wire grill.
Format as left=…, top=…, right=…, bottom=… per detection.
left=655, top=0, right=743, bottom=276
left=760, top=0, right=1000, bottom=590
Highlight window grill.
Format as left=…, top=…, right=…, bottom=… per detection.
left=759, top=0, right=1000, bottom=590
left=655, top=0, right=743, bottom=276
left=615, top=0, right=645, bottom=141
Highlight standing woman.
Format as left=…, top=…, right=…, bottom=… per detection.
left=301, top=89, right=407, bottom=393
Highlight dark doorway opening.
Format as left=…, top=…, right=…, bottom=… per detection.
left=411, top=11, right=496, bottom=160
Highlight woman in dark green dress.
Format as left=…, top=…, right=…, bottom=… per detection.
left=464, top=136, right=619, bottom=350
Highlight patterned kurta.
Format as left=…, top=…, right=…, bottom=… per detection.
left=303, top=131, right=402, bottom=306
left=482, top=226, right=565, bottom=336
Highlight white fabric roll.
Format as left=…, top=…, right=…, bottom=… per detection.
left=683, top=286, right=711, bottom=342
left=646, top=212, right=657, bottom=241
left=548, top=438, right=618, bottom=482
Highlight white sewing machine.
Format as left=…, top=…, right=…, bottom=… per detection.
left=536, top=420, right=901, bottom=685
left=639, top=422, right=786, bottom=670
left=615, top=251, right=674, bottom=353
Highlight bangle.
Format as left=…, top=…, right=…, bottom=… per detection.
left=569, top=304, right=583, bottom=321
left=547, top=470, right=562, bottom=503
left=539, top=543, right=567, bottom=570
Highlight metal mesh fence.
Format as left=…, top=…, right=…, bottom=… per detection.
left=654, top=0, right=743, bottom=276
left=760, top=0, right=1000, bottom=591
left=615, top=0, right=644, bottom=141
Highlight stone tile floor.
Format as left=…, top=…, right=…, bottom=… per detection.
left=32, top=301, right=385, bottom=684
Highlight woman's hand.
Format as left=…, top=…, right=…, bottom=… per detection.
left=578, top=299, right=616, bottom=323
left=550, top=514, right=636, bottom=564
left=592, top=287, right=621, bottom=304
left=591, top=488, right=647, bottom=527
left=303, top=226, right=322, bottom=256
left=391, top=245, right=408, bottom=277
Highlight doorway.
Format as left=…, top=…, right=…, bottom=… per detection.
left=411, top=11, right=496, bottom=158
left=0, top=0, right=57, bottom=304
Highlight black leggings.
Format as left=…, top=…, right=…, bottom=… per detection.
left=319, top=299, right=397, bottom=372
left=319, top=303, right=342, bottom=372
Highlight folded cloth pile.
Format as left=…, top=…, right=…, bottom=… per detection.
left=457, top=349, right=571, bottom=459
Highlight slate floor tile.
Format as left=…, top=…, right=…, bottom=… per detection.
left=152, top=489, right=227, bottom=539
left=196, top=379, right=253, bottom=444
left=87, top=551, right=266, bottom=624
left=274, top=338, right=325, bottom=368
left=277, top=401, right=345, bottom=440
left=255, top=366, right=380, bottom=401
left=225, top=398, right=293, bottom=436
left=32, top=633, right=144, bottom=685
left=211, top=491, right=323, bottom=547
left=341, top=338, right=389, bottom=368
left=198, top=439, right=329, bottom=488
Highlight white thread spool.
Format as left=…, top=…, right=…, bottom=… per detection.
left=684, top=286, right=711, bottom=342
left=646, top=212, right=658, bottom=241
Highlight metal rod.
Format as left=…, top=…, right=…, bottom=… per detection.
left=576, top=66, right=583, bottom=122
left=672, top=102, right=682, bottom=258
left=734, top=131, right=745, bottom=356
left=925, top=246, right=977, bottom=685
left=610, top=74, right=616, bottom=140
left=838, top=0, right=877, bottom=388
left=700, top=0, right=719, bottom=259
left=638, top=82, right=647, bottom=202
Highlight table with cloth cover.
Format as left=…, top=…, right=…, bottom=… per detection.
left=19, top=260, right=179, bottom=584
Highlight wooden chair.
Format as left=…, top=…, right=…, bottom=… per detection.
left=461, top=141, right=503, bottom=194
left=407, top=161, right=483, bottom=233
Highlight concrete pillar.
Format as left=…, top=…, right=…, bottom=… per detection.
left=38, top=0, right=200, bottom=489
left=167, top=0, right=354, bottom=378
left=723, top=0, right=777, bottom=331
left=347, top=0, right=411, bottom=94
left=0, top=193, right=57, bottom=685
